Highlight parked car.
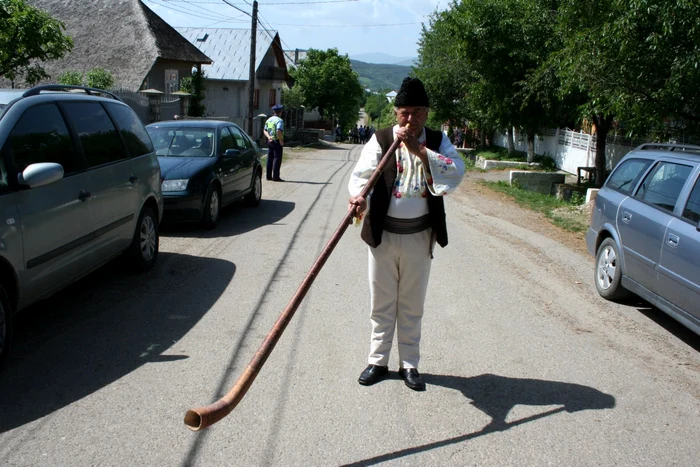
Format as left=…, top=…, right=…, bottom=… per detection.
left=0, top=85, right=164, bottom=367
left=586, top=143, right=700, bottom=335
left=145, top=120, right=262, bottom=229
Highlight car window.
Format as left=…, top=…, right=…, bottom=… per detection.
left=62, top=102, right=126, bottom=168
left=606, top=158, right=653, bottom=194
left=682, top=177, right=700, bottom=223
left=146, top=127, right=214, bottom=157
left=229, top=126, right=252, bottom=150
left=5, top=103, right=77, bottom=175
left=220, top=127, right=237, bottom=153
left=105, top=103, right=154, bottom=157
left=634, top=161, right=693, bottom=211
left=0, top=158, right=8, bottom=192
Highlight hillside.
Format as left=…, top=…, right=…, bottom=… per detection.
left=350, top=59, right=413, bottom=92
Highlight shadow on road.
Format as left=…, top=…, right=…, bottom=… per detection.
left=0, top=252, right=235, bottom=432
left=160, top=198, right=295, bottom=239
left=341, top=373, right=615, bottom=466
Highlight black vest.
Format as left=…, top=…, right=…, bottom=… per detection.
left=360, top=126, right=448, bottom=248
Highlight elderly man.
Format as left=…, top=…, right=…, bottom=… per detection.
left=348, top=77, right=465, bottom=391
left=264, top=104, right=285, bottom=182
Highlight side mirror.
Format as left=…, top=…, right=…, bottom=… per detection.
left=17, top=162, right=64, bottom=188
left=224, top=149, right=241, bottom=158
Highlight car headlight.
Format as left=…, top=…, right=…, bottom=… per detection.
left=162, top=179, right=189, bottom=192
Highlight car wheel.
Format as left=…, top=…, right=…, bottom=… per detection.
left=245, top=172, right=262, bottom=207
left=0, top=284, right=12, bottom=370
left=595, top=238, right=630, bottom=301
left=201, top=184, right=221, bottom=229
left=128, top=206, right=159, bottom=272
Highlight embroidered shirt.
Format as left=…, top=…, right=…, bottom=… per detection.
left=348, top=125, right=465, bottom=220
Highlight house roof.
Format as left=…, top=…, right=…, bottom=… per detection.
left=176, top=28, right=287, bottom=81
left=284, top=49, right=307, bottom=67
left=24, top=0, right=212, bottom=90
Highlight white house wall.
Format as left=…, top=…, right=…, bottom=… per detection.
left=493, top=127, right=638, bottom=174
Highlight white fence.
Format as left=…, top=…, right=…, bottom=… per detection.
left=492, top=127, right=640, bottom=174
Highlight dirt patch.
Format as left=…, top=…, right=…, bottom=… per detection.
left=453, top=170, right=591, bottom=257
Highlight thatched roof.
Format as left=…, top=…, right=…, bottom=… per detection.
left=19, top=0, right=212, bottom=90
left=176, top=28, right=288, bottom=81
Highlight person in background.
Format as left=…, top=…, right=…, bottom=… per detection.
left=348, top=77, right=465, bottom=391
left=264, top=104, right=285, bottom=182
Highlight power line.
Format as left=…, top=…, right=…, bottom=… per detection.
left=221, top=0, right=251, bottom=17
left=144, top=0, right=245, bottom=22
left=267, top=21, right=423, bottom=28
left=161, top=0, right=358, bottom=4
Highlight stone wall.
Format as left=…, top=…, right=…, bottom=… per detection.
left=510, top=171, right=566, bottom=195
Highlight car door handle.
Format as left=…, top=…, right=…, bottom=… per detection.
left=622, top=211, right=632, bottom=223
left=667, top=233, right=679, bottom=248
left=129, top=175, right=139, bottom=183
left=78, top=190, right=92, bottom=202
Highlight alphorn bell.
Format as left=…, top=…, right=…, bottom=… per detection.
left=184, top=127, right=407, bottom=431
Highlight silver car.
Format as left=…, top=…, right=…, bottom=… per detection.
left=0, top=85, right=163, bottom=367
left=586, top=143, right=700, bottom=335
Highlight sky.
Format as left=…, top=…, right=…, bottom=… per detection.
left=142, top=0, right=445, bottom=61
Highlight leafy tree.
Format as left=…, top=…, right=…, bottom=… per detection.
left=281, top=84, right=304, bottom=109
left=553, top=0, right=700, bottom=185
left=180, top=68, right=207, bottom=117
left=417, top=0, right=571, bottom=161
left=85, top=67, right=114, bottom=89
left=58, top=70, right=82, bottom=86
left=0, top=0, right=73, bottom=86
left=289, top=48, right=364, bottom=128
left=364, top=92, right=389, bottom=122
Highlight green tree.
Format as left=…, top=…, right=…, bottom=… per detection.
left=281, top=84, right=304, bottom=109
left=364, top=92, right=390, bottom=122
left=553, top=0, right=700, bottom=185
left=417, top=0, right=570, bottom=161
left=180, top=68, right=207, bottom=117
left=57, top=70, right=82, bottom=86
left=289, top=48, right=364, bottom=128
left=85, top=67, right=114, bottom=89
left=0, top=0, right=73, bottom=86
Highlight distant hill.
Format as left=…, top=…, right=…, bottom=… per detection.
left=350, top=59, right=413, bottom=92
left=350, top=52, right=416, bottom=65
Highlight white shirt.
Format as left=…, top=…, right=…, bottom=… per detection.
left=348, top=125, right=465, bottom=220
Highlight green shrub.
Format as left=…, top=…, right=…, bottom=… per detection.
left=58, top=71, right=83, bottom=86
left=85, top=67, right=115, bottom=89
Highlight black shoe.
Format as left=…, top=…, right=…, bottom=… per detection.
left=398, top=368, right=426, bottom=391
left=266, top=177, right=273, bottom=181
left=358, top=365, right=389, bottom=386
left=273, top=178, right=285, bottom=182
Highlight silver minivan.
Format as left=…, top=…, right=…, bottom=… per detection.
left=586, top=143, right=700, bottom=335
left=0, top=85, right=163, bottom=367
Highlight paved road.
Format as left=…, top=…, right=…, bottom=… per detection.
left=1, top=144, right=698, bottom=466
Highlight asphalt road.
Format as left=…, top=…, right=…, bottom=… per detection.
left=1, top=144, right=698, bottom=466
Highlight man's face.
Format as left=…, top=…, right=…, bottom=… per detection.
left=395, top=106, right=428, bottom=134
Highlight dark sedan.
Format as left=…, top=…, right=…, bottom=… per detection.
left=146, top=120, right=262, bottom=229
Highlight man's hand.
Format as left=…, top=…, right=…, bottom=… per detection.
left=348, top=195, right=366, bottom=215
left=395, top=125, right=428, bottom=165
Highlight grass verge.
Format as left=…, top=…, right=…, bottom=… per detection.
left=482, top=180, right=590, bottom=233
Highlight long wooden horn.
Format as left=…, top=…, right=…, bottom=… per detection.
left=184, top=135, right=403, bottom=431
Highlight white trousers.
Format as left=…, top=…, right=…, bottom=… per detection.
left=367, top=229, right=432, bottom=369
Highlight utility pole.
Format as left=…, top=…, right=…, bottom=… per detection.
left=247, top=0, right=258, bottom=135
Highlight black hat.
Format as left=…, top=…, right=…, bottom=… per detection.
left=271, top=104, right=284, bottom=111
left=394, top=77, right=429, bottom=107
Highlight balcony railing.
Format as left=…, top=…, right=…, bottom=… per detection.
left=256, top=66, right=287, bottom=81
